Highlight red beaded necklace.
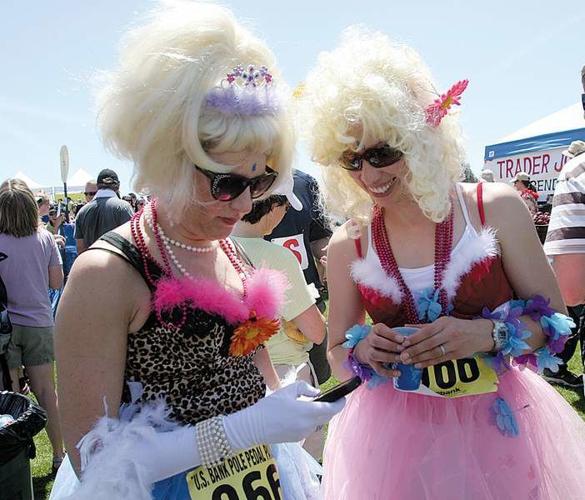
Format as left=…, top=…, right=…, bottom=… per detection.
left=131, top=200, right=250, bottom=328
left=371, top=204, right=454, bottom=324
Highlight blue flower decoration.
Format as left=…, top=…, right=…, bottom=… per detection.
left=534, top=347, right=564, bottom=374
left=491, top=397, right=519, bottom=437
left=501, top=327, right=531, bottom=358
left=416, top=288, right=442, bottom=322
left=343, top=324, right=371, bottom=349
left=540, top=313, right=574, bottom=340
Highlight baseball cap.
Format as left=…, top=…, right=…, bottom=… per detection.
left=271, top=173, right=302, bottom=210
left=97, top=168, right=120, bottom=186
left=510, top=172, right=530, bottom=183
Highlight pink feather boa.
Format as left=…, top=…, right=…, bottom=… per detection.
left=153, top=268, right=288, bottom=324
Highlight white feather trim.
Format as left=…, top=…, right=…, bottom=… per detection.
left=350, top=256, right=402, bottom=303
left=60, top=400, right=180, bottom=500
left=442, top=227, right=499, bottom=300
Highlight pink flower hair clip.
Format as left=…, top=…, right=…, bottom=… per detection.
left=425, top=79, right=469, bottom=127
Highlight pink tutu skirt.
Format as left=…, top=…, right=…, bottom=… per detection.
left=322, top=367, right=585, bottom=499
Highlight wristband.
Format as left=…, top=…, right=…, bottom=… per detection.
left=490, top=320, right=509, bottom=352
left=342, top=324, right=389, bottom=388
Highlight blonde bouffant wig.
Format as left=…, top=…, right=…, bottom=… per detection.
left=98, top=1, right=295, bottom=217
left=301, top=27, right=465, bottom=223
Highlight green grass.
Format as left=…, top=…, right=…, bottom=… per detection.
left=28, top=349, right=584, bottom=500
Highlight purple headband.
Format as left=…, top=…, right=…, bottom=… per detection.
left=204, top=64, right=280, bottom=116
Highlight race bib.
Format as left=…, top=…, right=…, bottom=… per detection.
left=394, top=355, right=498, bottom=398
left=270, top=233, right=309, bottom=270
left=186, top=445, right=281, bottom=499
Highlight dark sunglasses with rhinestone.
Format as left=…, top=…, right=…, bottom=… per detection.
left=340, top=144, right=404, bottom=171
left=195, top=165, right=278, bottom=201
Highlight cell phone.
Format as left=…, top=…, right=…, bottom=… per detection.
left=313, top=376, right=361, bottom=403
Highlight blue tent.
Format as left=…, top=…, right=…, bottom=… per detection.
left=484, top=103, right=585, bottom=199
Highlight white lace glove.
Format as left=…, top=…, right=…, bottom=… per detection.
left=224, top=381, right=345, bottom=449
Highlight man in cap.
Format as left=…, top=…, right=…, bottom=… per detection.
left=75, top=169, right=133, bottom=253
left=543, top=139, right=585, bottom=389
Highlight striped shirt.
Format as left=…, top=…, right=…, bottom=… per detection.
left=544, top=154, right=585, bottom=255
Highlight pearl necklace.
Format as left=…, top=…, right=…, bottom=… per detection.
left=145, top=201, right=249, bottom=296
left=144, top=208, right=215, bottom=254
left=143, top=213, right=208, bottom=279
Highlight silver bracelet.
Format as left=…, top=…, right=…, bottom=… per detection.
left=195, top=416, right=233, bottom=467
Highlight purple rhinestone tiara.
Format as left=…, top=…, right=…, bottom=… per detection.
left=204, top=64, right=280, bottom=116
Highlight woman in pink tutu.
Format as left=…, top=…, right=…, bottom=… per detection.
left=301, top=28, right=585, bottom=499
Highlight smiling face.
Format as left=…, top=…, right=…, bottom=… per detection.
left=177, top=149, right=270, bottom=241
left=343, top=139, right=410, bottom=208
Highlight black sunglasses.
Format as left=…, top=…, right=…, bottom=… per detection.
left=195, top=165, right=278, bottom=201
left=341, top=144, right=404, bottom=171
left=84, top=191, right=96, bottom=196
left=582, top=93, right=585, bottom=112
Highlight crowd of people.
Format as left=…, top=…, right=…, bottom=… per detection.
left=1, top=2, right=585, bottom=499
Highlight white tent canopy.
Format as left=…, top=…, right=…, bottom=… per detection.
left=67, top=168, right=95, bottom=188
left=497, top=103, right=584, bottom=143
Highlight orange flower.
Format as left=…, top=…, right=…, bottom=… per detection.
left=229, top=314, right=280, bottom=357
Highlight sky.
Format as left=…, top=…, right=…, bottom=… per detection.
left=1, top=0, right=584, bottom=193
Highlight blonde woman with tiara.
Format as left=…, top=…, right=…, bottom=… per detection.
left=49, top=2, right=343, bottom=499
left=301, top=28, right=585, bottom=499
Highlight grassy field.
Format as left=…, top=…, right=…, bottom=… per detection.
left=26, top=349, right=584, bottom=499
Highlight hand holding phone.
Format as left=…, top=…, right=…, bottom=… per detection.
left=313, top=376, right=361, bottom=403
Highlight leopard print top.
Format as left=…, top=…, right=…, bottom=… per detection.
left=99, top=232, right=265, bottom=426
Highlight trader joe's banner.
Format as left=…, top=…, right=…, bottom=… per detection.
left=484, top=127, right=585, bottom=201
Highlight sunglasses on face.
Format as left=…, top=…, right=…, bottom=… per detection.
left=582, top=93, right=585, bottom=112
left=84, top=191, right=96, bottom=196
left=195, top=165, right=278, bottom=202
left=340, top=144, right=404, bottom=171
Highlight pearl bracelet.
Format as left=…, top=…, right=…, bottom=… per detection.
left=195, top=416, right=233, bottom=467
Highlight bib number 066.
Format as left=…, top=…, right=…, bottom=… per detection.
left=211, top=463, right=280, bottom=500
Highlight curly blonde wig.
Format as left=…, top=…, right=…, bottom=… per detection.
left=301, top=27, right=465, bottom=223
left=97, top=1, right=295, bottom=216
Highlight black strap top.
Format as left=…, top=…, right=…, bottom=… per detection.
left=87, top=231, right=265, bottom=425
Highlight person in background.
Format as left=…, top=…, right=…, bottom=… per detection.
left=544, top=139, right=585, bottom=390
left=511, top=172, right=539, bottom=214
left=46, top=204, right=65, bottom=236
left=83, top=180, right=97, bottom=203
left=233, top=175, right=327, bottom=459
left=37, top=193, right=51, bottom=223
left=480, top=169, right=495, bottom=182
left=0, top=178, right=65, bottom=473
left=265, top=169, right=333, bottom=384
left=74, top=169, right=133, bottom=253
left=122, top=194, right=135, bottom=211
left=135, top=197, right=146, bottom=212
